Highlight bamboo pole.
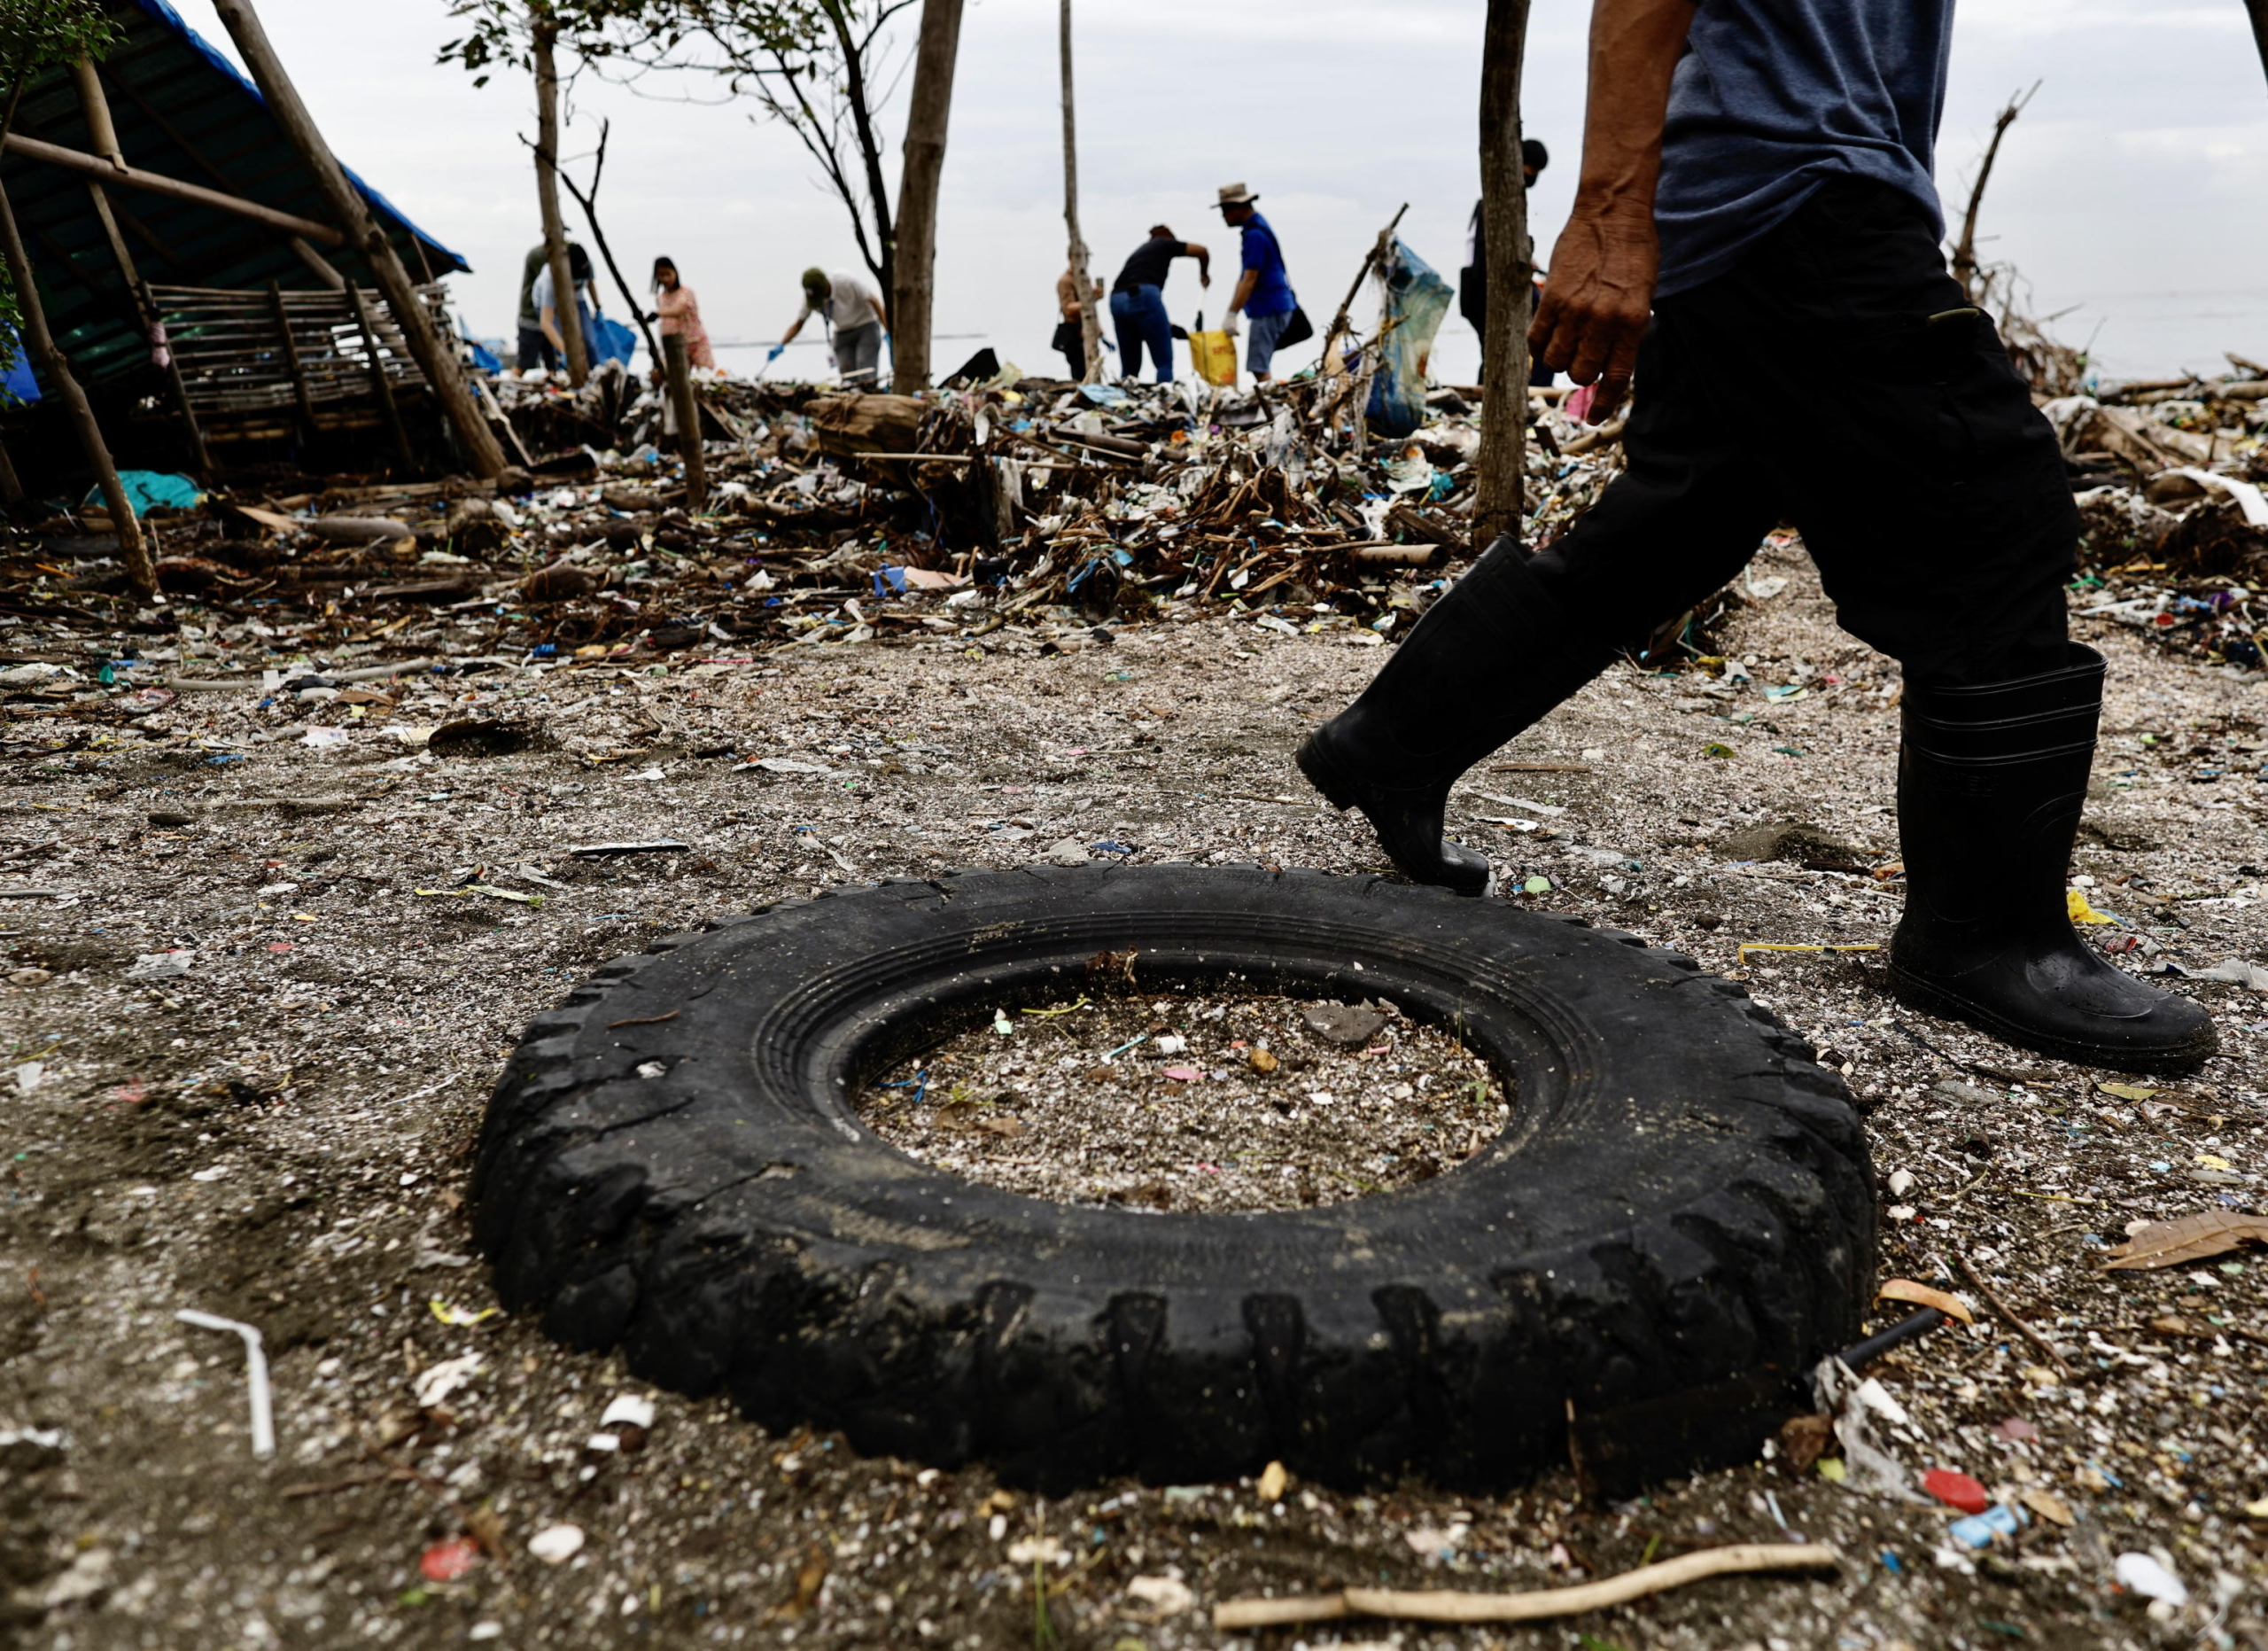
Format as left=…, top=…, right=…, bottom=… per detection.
left=1059, top=0, right=1103, bottom=384
left=890, top=0, right=965, bottom=391
left=0, top=180, right=154, bottom=595
left=532, top=16, right=590, bottom=386
left=1472, top=0, right=1534, bottom=550
left=69, top=56, right=125, bottom=168
left=1, top=132, right=343, bottom=245
left=664, top=332, right=708, bottom=510
left=268, top=278, right=320, bottom=448
left=209, top=0, right=505, bottom=477
left=346, top=280, right=416, bottom=471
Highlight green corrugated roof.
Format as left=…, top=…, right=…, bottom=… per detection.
left=4, top=0, right=470, bottom=387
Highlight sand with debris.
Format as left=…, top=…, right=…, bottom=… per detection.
left=0, top=529, right=2263, bottom=1649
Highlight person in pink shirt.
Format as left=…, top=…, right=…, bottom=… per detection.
left=649, top=256, right=714, bottom=371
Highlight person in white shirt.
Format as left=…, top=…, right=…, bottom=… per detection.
left=773, top=267, right=889, bottom=387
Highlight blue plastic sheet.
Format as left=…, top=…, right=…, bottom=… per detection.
left=1365, top=239, right=1453, bottom=440
left=1, top=325, right=37, bottom=405
left=592, top=316, right=637, bottom=369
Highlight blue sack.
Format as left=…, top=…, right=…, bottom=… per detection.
left=591, top=316, right=638, bottom=369
left=1365, top=239, right=1454, bottom=440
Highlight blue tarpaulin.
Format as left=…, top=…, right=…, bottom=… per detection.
left=1, top=326, right=37, bottom=405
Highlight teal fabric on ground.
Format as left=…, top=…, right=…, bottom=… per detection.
left=84, top=471, right=205, bottom=518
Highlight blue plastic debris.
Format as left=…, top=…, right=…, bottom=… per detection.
left=1949, top=1503, right=2026, bottom=1549
left=84, top=470, right=202, bottom=518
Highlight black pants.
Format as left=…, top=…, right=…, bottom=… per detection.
left=517, top=324, right=558, bottom=373
left=1534, top=181, right=2073, bottom=687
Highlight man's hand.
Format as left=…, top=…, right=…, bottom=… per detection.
left=1529, top=202, right=1658, bottom=420
left=1526, top=0, right=1697, bottom=424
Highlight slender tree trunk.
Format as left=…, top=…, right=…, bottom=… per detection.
left=532, top=17, right=590, bottom=386
left=2248, top=0, right=2268, bottom=95
left=890, top=0, right=964, bottom=392
left=1471, top=0, right=1533, bottom=551
left=663, top=332, right=708, bottom=511
left=210, top=0, right=506, bottom=476
left=1059, top=0, right=1101, bottom=384
left=0, top=180, right=153, bottom=595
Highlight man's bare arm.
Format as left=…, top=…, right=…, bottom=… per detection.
left=1529, top=0, right=1695, bottom=419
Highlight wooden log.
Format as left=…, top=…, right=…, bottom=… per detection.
left=1472, top=0, right=1534, bottom=547
left=664, top=332, right=709, bottom=511
left=890, top=0, right=966, bottom=390
left=0, top=132, right=343, bottom=245
left=807, top=393, right=927, bottom=457
left=532, top=19, right=590, bottom=387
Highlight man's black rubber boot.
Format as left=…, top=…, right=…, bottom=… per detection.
left=1889, top=644, right=2218, bottom=1071
left=1296, top=536, right=1616, bottom=896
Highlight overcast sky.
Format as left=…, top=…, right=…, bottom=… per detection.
left=172, top=0, right=2268, bottom=385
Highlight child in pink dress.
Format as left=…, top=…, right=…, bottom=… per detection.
left=651, top=257, right=714, bottom=370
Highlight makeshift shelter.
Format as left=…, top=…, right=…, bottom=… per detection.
left=1, top=0, right=473, bottom=467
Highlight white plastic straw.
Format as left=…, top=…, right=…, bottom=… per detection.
left=176, top=1309, right=275, bottom=1460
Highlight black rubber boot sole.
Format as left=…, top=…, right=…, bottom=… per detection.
left=1295, top=736, right=1494, bottom=897
left=1887, top=960, right=2218, bottom=1075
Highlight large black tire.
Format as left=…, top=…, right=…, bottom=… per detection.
left=474, top=867, right=1875, bottom=1491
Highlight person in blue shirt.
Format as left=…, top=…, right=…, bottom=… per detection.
left=1297, top=0, right=2214, bottom=1073
left=1216, top=183, right=1296, bottom=383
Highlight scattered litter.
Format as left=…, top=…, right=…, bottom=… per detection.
left=1211, top=1544, right=1842, bottom=1629
left=175, top=1309, right=275, bottom=1459
left=1876, top=1279, right=1974, bottom=1324
left=420, top=1536, right=482, bottom=1582
left=2101, top=1210, right=2268, bottom=1269
left=1948, top=1503, right=2025, bottom=1549
left=1301, top=1004, right=1389, bottom=1047
left=1734, top=942, right=1882, bottom=966
left=429, top=1299, right=501, bottom=1328
left=569, top=839, right=690, bottom=856
left=2113, top=1552, right=2189, bottom=1607
left=1127, top=1574, right=1197, bottom=1616
left=528, top=1524, right=585, bottom=1565
left=410, top=1352, right=483, bottom=1409
left=1922, top=1468, right=1992, bottom=1515
left=126, top=950, right=196, bottom=980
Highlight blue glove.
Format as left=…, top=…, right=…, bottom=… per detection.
left=766, top=343, right=787, bottom=362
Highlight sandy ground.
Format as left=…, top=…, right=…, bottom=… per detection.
left=2, top=533, right=2264, bottom=1650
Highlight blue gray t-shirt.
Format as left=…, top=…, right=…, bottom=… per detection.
left=1653, top=0, right=1956, bottom=298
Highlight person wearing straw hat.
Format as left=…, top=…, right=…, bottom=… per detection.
left=773, top=267, right=889, bottom=388
left=1215, top=183, right=1298, bottom=383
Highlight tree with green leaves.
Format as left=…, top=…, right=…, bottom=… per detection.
left=0, top=0, right=155, bottom=592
